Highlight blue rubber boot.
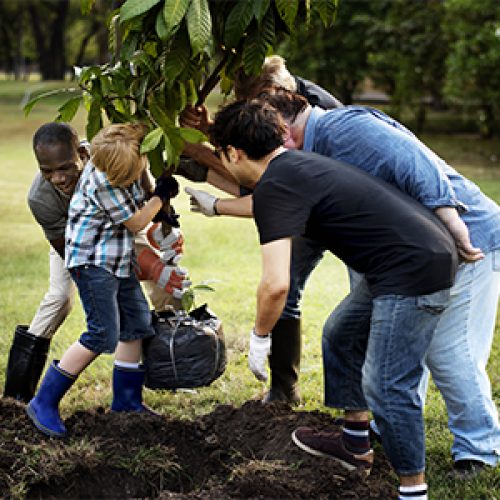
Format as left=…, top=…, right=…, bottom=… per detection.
left=26, top=361, right=76, bottom=438
left=111, top=365, right=157, bottom=414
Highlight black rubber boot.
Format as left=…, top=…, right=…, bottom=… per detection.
left=3, top=325, right=51, bottom=403
left=263, top=318, right=301, bottom=404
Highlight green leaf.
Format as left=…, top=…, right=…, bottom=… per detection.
left=156, top=10, right=170, bottom=40
left=186, top=0, right=212, bottom=55
left=120, top=0, right=162, bottom=23
left=132, top=50, right=158, bottom=78
left=243, top=10, right=275, bottom=74
left=86, top=100, right=103, bottom=140
left=192, top=284, right=215, bottom=292
left=311, top=0, right=337, bottom=27
left=23, top=88, right=75, bottom=117
left=141, top=127, right=164, bottom=153
left=147, top=146, right=166, bottom=178
left=163, top=41, right=190, bottom=84
left=163, top=0, right=191, bottom=35
left=181, top=289, right=195, bottom=312
left=120, top=31, right=140, bottom=61
left=56, top=96, right=82, bottom=122
left=178, top=127, right=207, bottom=143
left=224, top=1, right=255, bottom=49
left=80, top=0, right=95, bottom=15
left=253, top=0, right=271, bottom=23
left=275, top=0, right=299, bottom=30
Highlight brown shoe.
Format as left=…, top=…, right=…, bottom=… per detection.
left=292, top=427, right=373, bottom=476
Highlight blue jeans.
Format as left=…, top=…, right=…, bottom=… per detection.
left=70, top=265, right=154, bottom=354
left=282, top=236, right=326, bottom=319
left=419, top=251, right=500, bottom=465
left=323, top=279, right=450, bottom=475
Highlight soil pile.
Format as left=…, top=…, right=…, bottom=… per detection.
left=0, top=398, right=396, bottom=498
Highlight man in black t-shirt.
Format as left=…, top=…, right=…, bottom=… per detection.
left=205, top=100, right=457, bottom=500
left=181, top=55, right=343, bottom=405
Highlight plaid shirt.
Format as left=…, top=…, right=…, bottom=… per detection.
left=65, top=162, right=145, bottom=277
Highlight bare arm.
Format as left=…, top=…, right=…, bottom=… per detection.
left=49, top=237, right=65, bottom=259
left=434, top=206, right=484, bottom=262
left=215, top=195, right=253, bottom=218
left=123, top=196, right=163, bottom=233
left=255, top=238, right=291, bottom=335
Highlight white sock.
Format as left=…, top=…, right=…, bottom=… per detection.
left=114, top=360, right=140, bottom=369
left=398, top=483, right=427, bottom=500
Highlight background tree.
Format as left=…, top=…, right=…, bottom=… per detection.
left=442, top=0, right=500, bottom=138
left=0, top=1, right=28, bottom=80
left=366, top=0, right=448, bottom=133
left=279, top=0, right=373, bottom=104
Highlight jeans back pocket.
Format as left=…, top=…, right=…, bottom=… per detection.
left=416, top=288, right=451, bottom=314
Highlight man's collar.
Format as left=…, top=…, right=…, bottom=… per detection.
left=303, top=106, right=326, bottom=152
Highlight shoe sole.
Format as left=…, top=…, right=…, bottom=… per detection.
left=26, top=404, right=66, bottom=438
left=291, top=430, right=372, bottom=477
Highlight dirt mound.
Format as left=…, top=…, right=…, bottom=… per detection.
left=0, top=398, right=396, bottom=498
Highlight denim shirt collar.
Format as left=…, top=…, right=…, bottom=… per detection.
left=303, top=106, right=327, bottom=152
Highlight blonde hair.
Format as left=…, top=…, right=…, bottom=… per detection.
left=91, top=123, right=148, bottom=187
left=233, top=55, right=297, bottom=100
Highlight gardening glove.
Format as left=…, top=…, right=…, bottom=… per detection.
left=248, top=329, right=271, bottom=382
left=152, top=205, right=180, bottom=227
left=146, top=224, right=184, bottom=264
left=153, top=176, right=179, bottom=203
left=185, top=187, right=219, bottom=217
left=176, top=156, right=208, bottom=182
left=137, top=248, right=191, bottom=297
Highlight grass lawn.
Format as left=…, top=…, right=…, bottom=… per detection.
left=0, top=80, right=498, bottom=499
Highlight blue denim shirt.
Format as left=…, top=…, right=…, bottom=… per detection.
left=303, top=106, right=500, bottom=252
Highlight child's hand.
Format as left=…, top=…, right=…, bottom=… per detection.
left=153, top=176, right=179, bottom=202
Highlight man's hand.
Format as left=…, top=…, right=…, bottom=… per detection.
left=185, top=186, right=219, bottom=216
left=176, top=157, right=208, bottom=182
left=248, top=329, right=271, bottom=382
left=180, top=104, right=212, bottom=134
left=434, top=206, right=484, bottom=262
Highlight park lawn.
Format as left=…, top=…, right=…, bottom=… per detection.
left=0, top=81, right=498, bottom=499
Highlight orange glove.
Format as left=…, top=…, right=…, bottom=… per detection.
left=137, top=248, right=191, bottom=298
left=146, top=224, right=184, bottom=264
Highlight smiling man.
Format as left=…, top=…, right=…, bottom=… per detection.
left=202, top=99, right=459, bottom=500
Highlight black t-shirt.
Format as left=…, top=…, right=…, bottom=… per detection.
left=253, top=150, right=458, bottom=297
left=294, top=76, right=343, bottom=110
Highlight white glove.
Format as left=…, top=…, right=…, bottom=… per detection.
left=248, top=329, right=271, bottom=382
left=185, top=186, right=218, bottom=217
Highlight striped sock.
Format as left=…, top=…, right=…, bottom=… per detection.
left=342, top=420, right=371, bottom=453
left=398, top=483, right=428, bottom=500
left=114, top=360, right=140, bottom=370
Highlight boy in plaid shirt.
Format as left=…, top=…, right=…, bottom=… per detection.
left=27, top=123, right=176, bottom=437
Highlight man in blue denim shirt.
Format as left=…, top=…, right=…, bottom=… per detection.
left=263, top=91, right=500, bottom=476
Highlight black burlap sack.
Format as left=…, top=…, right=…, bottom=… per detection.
left=143, top=304, right=226, bottom=389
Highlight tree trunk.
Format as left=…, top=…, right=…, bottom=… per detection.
left=28, top=0, right=69, bottom=80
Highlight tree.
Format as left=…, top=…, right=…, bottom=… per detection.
left=443, top=0, right=500, bottom=137
left=278, top=0, right=373, bottom=104
left=27, top=0, right=71, bottom=80
left=27, top=0, right=338, bottom=176
left=366, top=0, right=448, bottom=132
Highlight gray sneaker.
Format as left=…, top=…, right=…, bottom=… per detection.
left=292, top=427, right=373, bottom=476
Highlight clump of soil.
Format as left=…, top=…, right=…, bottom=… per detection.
left=0, top=398, right=397, bottom=498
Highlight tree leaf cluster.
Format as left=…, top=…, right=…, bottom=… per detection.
left=25, top=0, right=337, bottom=176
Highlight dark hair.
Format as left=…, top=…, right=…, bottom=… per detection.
left=258, top=90, right=308, bottom=122
left=33, top=122, right=79, bottom=151
left=209, top=100, right=285, bottom=160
